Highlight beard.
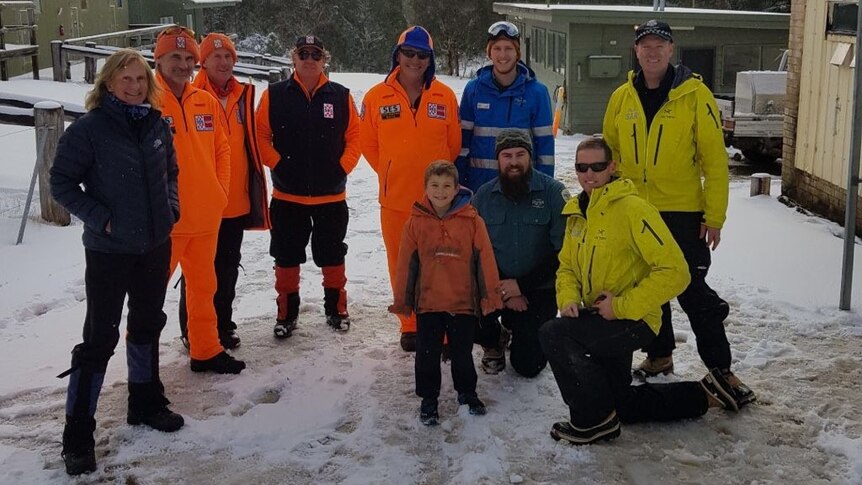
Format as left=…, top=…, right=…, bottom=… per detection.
left=500, top=167, right=531, bottom=199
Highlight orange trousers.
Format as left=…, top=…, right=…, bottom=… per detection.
left=170, top=232, right=222, bottom=360
left=380, top=206, right=417, bottom=333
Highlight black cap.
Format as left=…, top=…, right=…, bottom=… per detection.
left=295, top=34, right=325, bottom=51
left=635, top=20, right=673, bottom=44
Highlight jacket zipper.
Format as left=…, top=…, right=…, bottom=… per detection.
left=507, top=97, right=513, bottom=122
left=384, top=159, right=392, bottom=197
left=587, top=245, right=596, bottom=295
left=631, top=123, right=639, bottom=165
left=653, top=124, right=664, bottom=165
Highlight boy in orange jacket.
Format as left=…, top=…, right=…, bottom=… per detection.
left=390, top=161, right=503, bottom=425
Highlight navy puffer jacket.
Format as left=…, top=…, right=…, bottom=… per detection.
left=50, top=96, right=179, bottom=254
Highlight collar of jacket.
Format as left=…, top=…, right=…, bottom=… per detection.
left=626, top=63, right=701, bottom=101
left=98, top=93, right=160, bottom=125
left=562, top=178, right=636, bottom=217
left=156, top=71, right=196, bottom=104
left=192, top=69, right=246, bottom=100
left=412, top=187, right=475, bottom=219
left=384, top=65, right=434, bottom=93
left=476, top=60, right=534, bottom=91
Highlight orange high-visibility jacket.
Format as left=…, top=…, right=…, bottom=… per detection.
left=157, top=72, right=231, bottom=236
left=192, top=70, right=271, bottom=229
left=360, top=67, right=461, bottom=213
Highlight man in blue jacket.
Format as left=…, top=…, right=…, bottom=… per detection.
left=472, top=129, right=566, bottom=376
left=457, top=21, right=555, bottom=193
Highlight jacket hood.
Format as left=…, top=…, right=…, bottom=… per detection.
left=413, top=186, right=474, bottom=219
left=562, top=178, right=637, bottom=216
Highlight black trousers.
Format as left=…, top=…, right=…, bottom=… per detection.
left=475, top=288, right=557, bottom=377
left=644, top=212, right=732, bottom=370
left=539, top=315, right=708, bottom=429
left=66, top=240, right=171, bottom=419
left=269, top=199, right=348, bottom=268
left=179, top=216, right=245, bottom=338
left=416, top=313, right=478, bottom=399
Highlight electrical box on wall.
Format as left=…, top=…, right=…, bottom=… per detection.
left=588, top=55, right=622, bottom=78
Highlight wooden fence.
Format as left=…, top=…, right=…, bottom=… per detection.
left=0, top=1, right=38, bottom=81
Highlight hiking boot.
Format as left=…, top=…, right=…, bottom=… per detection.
left=480, top=346, right=505, bottom=374
left=458, top=393, right=487, bottom=416
left=219, top=329, right=241, bottom=350
left=190, top=351, right=246, bottom=374
left=127, top=407, right=184, bottom=432
left=62, top=416, right=96, bottom=476
left=633, top=355, right=674, bottom=379
left=550, top=411, right=620, bottom=445
left=400, top=332, right=417, bottom=352
left=274, top=319, right=297, bottom=339
left=62, top=449, right=96, bottom=476
left=701, top=368, right=744, bottom=411
left=720, top=369, right=757, bottom=407
left=326, top=314, right=351, bottom=332
left=420, top=398, right=439, bottom=426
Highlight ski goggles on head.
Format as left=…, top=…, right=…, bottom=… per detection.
left=575, top=161, right=611, bottom=173
left=488, top=21, right=519, bottom=41
left=158, top=25, right=195, bottom=40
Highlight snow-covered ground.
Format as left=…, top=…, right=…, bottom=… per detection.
left=1, top=69, right=861, bottom=484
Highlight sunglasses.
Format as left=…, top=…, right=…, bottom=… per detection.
left=158, top=26, right=195, bottom=39
left=298, top=49, right=323, bottom=61
left=400, top=48, right=431, bottom=60
left=488, top=21, right=520, bottom=41
left=575, top=161, right=611, bottom=173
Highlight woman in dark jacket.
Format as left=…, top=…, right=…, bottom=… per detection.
left=50, top=49, right=183, bottom=476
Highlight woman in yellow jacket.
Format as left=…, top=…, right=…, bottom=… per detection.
left=360, top=26, right=461, bottom=351
left=538, top=138, right=751, bottom=446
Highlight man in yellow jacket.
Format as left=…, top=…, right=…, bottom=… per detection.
left=538, top=138, right=751, bottom=446
left=602, top=20, right=753, bottom=404
left=154, top=26, right=244, bottom=374
left=181, top=33, right=270, bottom=350
left=360, top=26, right=461, bottom=351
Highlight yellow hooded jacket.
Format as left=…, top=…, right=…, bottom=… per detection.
left=556, top=178, right=690, bottom=334
left=602, top=66, right=729, bottom=229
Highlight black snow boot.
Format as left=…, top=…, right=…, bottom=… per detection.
left=458, top=393, right=487, bottom=416
left=324, top=288, right=350, bottom=332
left=190, top=351, right=246, bottom=374
left=274, top=293, right=300, bottom=339
left=420, top=398, right=439, bottom=426
left=62, top=416, right=96, bottom=476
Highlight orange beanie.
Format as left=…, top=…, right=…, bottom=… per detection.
left=154, top=28, right=200, bottom=63
left=200, top=33, right=237, bottom=62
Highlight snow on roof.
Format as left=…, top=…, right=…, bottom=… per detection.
left=184, top=0, right=241, bottom=6
left=496, top=3, right=787, bottom=17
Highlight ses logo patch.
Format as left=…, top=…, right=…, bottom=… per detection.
left=380, top=104, right=401, bottom=120
left=194, top=114, right=214, bottom=131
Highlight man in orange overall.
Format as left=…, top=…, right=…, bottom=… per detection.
left=360, top=26, right=461, bottom=351
left=154, top=26, right=245, bottom=373
left=180, top=33, right=270, bottom=350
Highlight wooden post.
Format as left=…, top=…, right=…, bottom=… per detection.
left=84, top=42, right=97, bottom=83
left=254, top=54, right=263, bottom=65
left=51, top=40, right=66, bottom=82
left=35, top=102, right=70, bottom=225
left=28, top=7, right=38, bottom=80
left=750, top=173, right=772, bottom=197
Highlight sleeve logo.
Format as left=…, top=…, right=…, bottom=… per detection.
left=427, top=103, right=446, bottom=119
left=194, top=114, right=214, bottom=131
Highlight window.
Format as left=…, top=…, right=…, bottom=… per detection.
left=828, top=1, right=858, bottom=35
left=531, top=27, right=546, bottom=65
left=80, top=0, right=88, bottom=9
left=722, top=45, right=760, bottom=87
left=547, top=31, right=566, bottom=74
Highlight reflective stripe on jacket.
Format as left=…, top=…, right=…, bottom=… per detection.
left=602, top=65, right=729, bottom=229
left=556, top=178, right=690, bottom=334
left=359, top=67, right=461, bottom=212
